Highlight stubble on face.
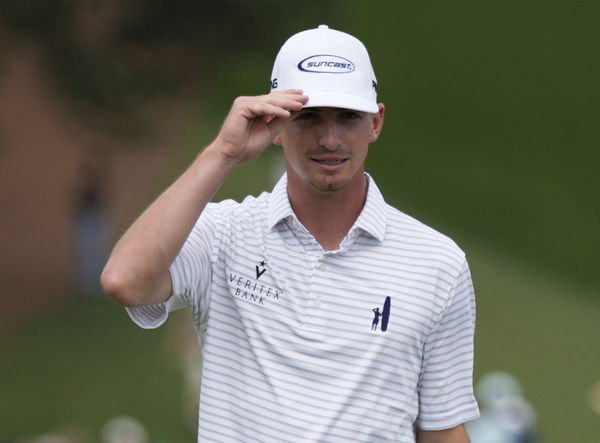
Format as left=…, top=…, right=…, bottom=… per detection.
left=305, top=156, right=366, bottom=193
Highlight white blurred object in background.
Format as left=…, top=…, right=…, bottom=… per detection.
left=100, top=416, right=148, bottom=443
left=588, top=379, right=600, bottom=417
left=468, top=371, right=540, bottom=443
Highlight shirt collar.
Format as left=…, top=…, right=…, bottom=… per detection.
left=267, top=174, right=295, bottom=230
left=354, top=173, right=387, bottom=242
left=267, top=173, right=387, bottom=242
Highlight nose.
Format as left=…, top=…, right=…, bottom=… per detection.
left=318, top=115, right=341, bottom=150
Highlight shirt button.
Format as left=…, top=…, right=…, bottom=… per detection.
left=314, top=299, right=322, bottom=308
left=317, top=263, right=326, bottom=271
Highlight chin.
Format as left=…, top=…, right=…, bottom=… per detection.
left=310, top=176, right=350, bottom=192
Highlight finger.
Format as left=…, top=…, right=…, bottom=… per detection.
left=271, top=89, right=305, bottom=96
left=252, top=97, right=305, bottom=121
left=266, top=93, right=306, bottom=108
left=234, top=92, right=307, bottom=124
left=264, top=91, right=308, bottom=110
left=254, top=103, right=292, bottom=121
left=266, top=115, right=292, bottom=140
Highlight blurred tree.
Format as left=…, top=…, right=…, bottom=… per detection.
left=0, top=0, right=332, bottom=135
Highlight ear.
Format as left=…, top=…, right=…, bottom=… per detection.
left=368, top=103, right=385, bottom=143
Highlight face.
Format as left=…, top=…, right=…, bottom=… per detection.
left=274, top=105, right=384, bottom=194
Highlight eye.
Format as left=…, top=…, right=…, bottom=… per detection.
left=294, top=111, right=320, bottom=121
left=339, top=111, right=361, bottom=120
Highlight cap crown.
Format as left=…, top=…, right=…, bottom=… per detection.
left=270, top=25, right=378, bottom=113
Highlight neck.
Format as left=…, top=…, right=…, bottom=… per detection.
left=287, top=173, right=368, bottom=251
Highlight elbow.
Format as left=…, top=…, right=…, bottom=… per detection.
left=100, top=265, right=140, bottom=307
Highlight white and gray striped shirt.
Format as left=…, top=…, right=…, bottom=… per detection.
left=127, top=173, right=479, bottom=442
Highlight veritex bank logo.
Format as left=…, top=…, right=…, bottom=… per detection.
left=298, top=55, right=355, bottom=73
left=255, top=260, right=267, bottom=279
left=228, top=260, right=283, bottom=306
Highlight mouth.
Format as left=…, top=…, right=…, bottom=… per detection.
left=311, top=157, right=348, bottom=171
left=311, top=158, right=348, bottom=165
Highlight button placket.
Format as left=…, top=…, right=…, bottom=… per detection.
left=309, top=255, right=329, bottom=310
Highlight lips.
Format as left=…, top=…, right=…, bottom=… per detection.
left=311, top=158, right=347, bottom=165
left=310, top=157, right=348, bottom=172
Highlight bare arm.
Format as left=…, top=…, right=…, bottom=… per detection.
left=100, top=90, right=308, bottom=307
left=417, top=424, right=470, bottom=443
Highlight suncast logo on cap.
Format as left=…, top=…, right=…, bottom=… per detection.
left=298, top=55, right=355, bottom=73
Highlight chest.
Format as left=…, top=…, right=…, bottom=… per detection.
left=212, top=229, right=439, bottom=365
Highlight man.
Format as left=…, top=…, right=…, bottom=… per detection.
left=102, top=25, right=479, bottom=442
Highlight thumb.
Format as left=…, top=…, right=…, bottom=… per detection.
left=266, top=115, right=291, bottom=142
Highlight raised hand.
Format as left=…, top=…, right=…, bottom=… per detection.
left=212, top=90, right=308, bottom=164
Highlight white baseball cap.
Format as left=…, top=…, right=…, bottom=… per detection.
left=270, top=25, right=379, bottom=113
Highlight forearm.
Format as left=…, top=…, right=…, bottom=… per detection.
left=101, top=145, right=237, bottom=306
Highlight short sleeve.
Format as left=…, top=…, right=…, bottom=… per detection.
left=416, top=258, right=480, bottom=429
left=125, top=203, right=225, bottom=329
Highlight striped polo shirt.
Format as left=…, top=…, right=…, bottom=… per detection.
left=127, top=173, right=479, bottom=442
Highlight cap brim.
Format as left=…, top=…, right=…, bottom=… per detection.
left=303, top=91, right=379, bottom=113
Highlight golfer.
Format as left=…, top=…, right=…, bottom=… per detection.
left=102, top=24, right=479, bottom=442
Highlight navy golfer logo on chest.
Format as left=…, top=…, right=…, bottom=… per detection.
left=371, top=296, right=391, bottom=332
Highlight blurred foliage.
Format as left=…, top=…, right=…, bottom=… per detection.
left=0, top=0, right=333, bottom=133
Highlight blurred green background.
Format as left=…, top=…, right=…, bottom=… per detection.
left=1, top=1, right=598, bottom=442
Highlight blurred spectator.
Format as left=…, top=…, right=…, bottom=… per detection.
left=100, top=416, right=148, bottom=443
left=467, top=371, right=541, bottom=443
left=73, top=158, right=110, bottom=296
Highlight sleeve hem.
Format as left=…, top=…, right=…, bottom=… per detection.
left=417, top=410, right=481, bottom=431
left=125, top=291, right=186, bottom=329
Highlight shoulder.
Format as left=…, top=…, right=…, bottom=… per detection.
left=196, top=192, right=273, bottom=238
left=204, top=191, right=271, bottom=219
left=383, top=203, right=466, bottom=270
